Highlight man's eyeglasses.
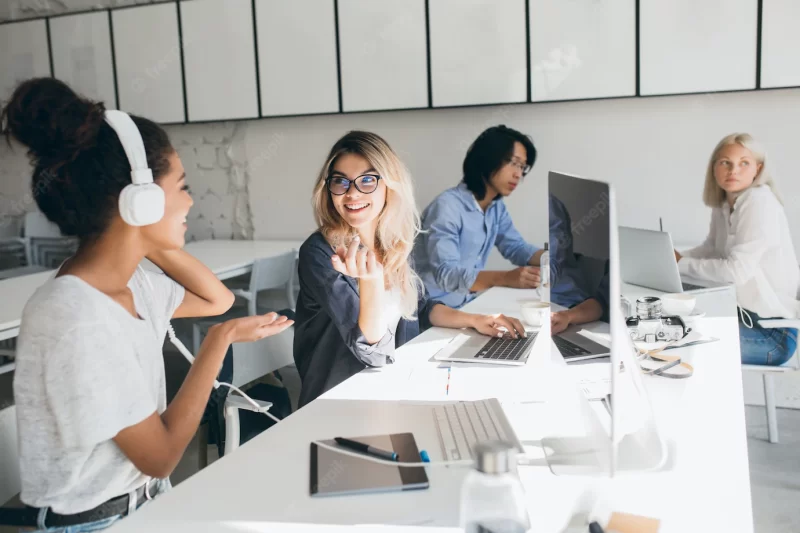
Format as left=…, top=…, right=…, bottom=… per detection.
left=326, top=174, right=382, bottom=195
left=506, top=158, right=532, bottom=176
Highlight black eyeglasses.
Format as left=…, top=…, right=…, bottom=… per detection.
left=326, top=174, right=382, bottom=195
left=506, top=158, right=532, bottom=176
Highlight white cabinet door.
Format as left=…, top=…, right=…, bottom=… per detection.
left=50, top=12, right=117, bottom=108
left=255, top=0, right=339, bottom=117
left=0, top=20, right=51, bottom=103
left=180, top=0, right=259, bottom=121
left=640, top=0, right=758, bottom=95
left=429, top=0, right=527, bottom=107
left=111, top=3, right=186, bottom=123
left=338, top=0, right=428, bottom=112
left=112, top=3, right=186, bottom=123
left=530, top=0, right=635, bottom=102
left=760, top=0, right=800, bottom=88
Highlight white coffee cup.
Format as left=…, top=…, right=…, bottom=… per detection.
left=661, top=293, right=696, bottom=316
left=521, top=301, right=550, bottom=327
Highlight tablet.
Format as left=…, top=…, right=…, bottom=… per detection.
left=310, top=432, right=429, bottom=497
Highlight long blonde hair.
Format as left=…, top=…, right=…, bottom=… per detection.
left=703, top=132, right=780, bottom=207
left=312, top=131, right=422, bottom=319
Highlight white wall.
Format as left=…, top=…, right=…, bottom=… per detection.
left=240, top=88, right=800, bottom=264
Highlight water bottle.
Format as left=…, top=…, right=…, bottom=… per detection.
left=538, top=242, right=550, bottom=302
left=460, top=441, right=530, bottom=533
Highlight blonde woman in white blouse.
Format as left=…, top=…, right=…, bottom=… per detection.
left=675, top=133, right=799, bottom=365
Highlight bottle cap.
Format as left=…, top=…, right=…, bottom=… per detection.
left=474, top=441, right=515, bottom=474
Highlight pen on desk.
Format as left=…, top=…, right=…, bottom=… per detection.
left=334, top=437, right=398, bottom=461
left=446, top=366, right=451, bottom=396
left=659, top=217, right=663, bottom=232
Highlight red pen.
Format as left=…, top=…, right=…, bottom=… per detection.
left=446, top=366, right=451, bottom=396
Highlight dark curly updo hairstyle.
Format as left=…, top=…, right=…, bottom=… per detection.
left=1, top=78, right=175, bottom=243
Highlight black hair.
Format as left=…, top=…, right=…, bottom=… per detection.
left=1, top=78, right=174, bottom=243
left=462, top=125, right=537, bottom=201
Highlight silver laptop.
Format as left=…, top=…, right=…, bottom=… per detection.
left=553, top=325, right=610, bottom=363
left=619, top=226, right=729, bottom=293
left=434, top=329, right=538, bottom=366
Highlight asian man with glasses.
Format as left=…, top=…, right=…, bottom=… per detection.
left=413, top=125, right=543, bottom=308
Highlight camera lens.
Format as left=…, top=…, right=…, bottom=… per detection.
left=636, top=297, right=662, bottom=319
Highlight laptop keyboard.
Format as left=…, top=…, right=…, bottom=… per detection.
left=433, top=399, right=511, bottom=461
left=553, top=335, right=591, bottom=358
left=682, top=282, right=705, bottom=291
left=474, top=332, right=537, bottom=361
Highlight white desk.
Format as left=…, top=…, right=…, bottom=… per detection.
left=0, top=239, right=303, bottom=342
left=109, top=285, right=752, bottom=533
left=176, top=239, right=303, bottom=280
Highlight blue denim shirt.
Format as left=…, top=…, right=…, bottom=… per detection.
left=414, top=183, right=538, bottom=308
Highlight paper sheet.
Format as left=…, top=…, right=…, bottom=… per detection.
left=566, top=362, right=612, bottom=400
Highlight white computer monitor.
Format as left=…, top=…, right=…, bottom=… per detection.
left=542, top=171, right=669, bottom=478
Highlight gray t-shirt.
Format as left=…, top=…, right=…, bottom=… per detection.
left=14, top=267, right=184, bottom=514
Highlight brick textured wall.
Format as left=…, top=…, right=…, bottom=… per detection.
left=0, top=0, right=253, bottom=241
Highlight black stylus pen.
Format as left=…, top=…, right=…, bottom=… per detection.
left=334, top=437, right=398, bottom=461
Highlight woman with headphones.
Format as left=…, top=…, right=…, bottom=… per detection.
left=1, top=78, right=293, bottom=531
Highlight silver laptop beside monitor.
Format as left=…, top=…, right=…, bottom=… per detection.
left=434, top=329, right=538, bottom=366
left=618, top=226, right=728, bottom=293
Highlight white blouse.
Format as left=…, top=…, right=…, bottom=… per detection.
left=678, top=185, right=800, bottom=319
left=384, top=287, right=404, bottom=336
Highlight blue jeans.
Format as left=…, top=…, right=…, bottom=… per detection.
left=739, top=309, right=798, bottom=366
left=27, top=478, right=171, bottom=533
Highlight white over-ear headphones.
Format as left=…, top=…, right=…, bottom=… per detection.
left=104, top=110, right=165, bottom=226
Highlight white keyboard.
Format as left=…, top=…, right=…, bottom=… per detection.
left=433, top=398, right=520, bottom=461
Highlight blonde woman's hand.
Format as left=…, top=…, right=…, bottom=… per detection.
left=331, top=235, right=384, bottom=280
left=210, top=312, right=294, bottom=344
left=470, top=313, right=528, bottom=339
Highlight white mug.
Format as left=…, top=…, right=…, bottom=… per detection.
left=521, top=301, right=550, bottom=327
left=661, top=293, right=696, bottom=316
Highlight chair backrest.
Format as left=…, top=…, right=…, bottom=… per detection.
left=249, top=251, right=298, bottom=294
left=0, top=214, right=22, bottom=239
left=23, top=211, right=61, bottom=238
left=29, top=236, right=78, bottom=268
left=0, top=237, right=28, bottom=269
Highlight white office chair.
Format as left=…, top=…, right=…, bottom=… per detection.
left=23, top=211, right=61, bottom=238
left=28, top=236, right=78, bottom=269
left=192, top=251, right=297, bottom=355
left=0, top=238, right=27, bottom=269
left=741, top=318, right=800, bottom=444
left=231, top=250, right=297, bottom=316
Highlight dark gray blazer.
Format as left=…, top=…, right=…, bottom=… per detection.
left=293, top=231, right=441, bottom=407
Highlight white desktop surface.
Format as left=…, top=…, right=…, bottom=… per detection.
left=0, top=239, right=303, bottom=341
left=108, top=285, right=752, bottom=533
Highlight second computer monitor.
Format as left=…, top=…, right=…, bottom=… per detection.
left=548, top=171, right=610, bottom=316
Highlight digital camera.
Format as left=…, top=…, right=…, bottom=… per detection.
left=626, top=315, right=687, bottom=343
left=624, top=296, right=688, bottom=343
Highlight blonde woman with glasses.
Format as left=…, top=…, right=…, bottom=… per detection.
left=293, top=131, right=527, bottom=405
left=675, top=133, right=799, bottom=366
